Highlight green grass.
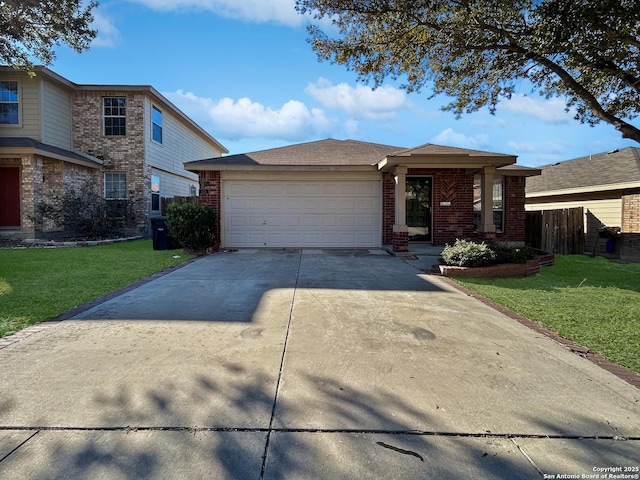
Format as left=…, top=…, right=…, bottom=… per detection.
left=0, top=240, right=193, bottom=338
left=452, top=255, right=640, bottom=374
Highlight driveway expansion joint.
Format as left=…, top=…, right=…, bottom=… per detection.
left=1, top=426, right=638, bottom=441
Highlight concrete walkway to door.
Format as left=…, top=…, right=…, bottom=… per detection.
left=0, top=249, right=638, bottom=479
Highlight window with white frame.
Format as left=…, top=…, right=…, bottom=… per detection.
left=152, top=106, right=163, bottom=143
left=103, top=97, right=126, bottom=136
left=104, top=172, right=127, bottom=199
left=473, top=175, right=504, bottom=232
left=0, top=81, right=19, bottom=124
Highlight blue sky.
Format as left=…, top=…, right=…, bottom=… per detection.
left=48, top=0, right=638, bottom=166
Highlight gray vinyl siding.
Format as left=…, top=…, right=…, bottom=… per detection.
left=151, top=168, right=198, bottom=200
left=144, top=96, right=222, bottom=185
left=0, top=73, right=41, bottom=139
left=40, top=78, right=73, bottom=150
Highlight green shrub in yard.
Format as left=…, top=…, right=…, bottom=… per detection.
left=36, top=178, right=139, bottom=239
left=440, top=239, right=496, bottom=267
left=490, top=243, right=537, bottom=264
left=167, top=203, right=216, bottom=250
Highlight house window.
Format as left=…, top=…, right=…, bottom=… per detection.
left=473, top=176, right=504, bottom=232
left=151, top=174, right=160, bottom=211
left=0, top=81, right=19, bottom=124
left=104, top=172, right=127, bottom=199
left=152, top=106, right=163, bottom=144
left=103, top=97, right=126, bottom=136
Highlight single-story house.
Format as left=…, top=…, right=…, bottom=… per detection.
left=525, top=147, right=640, bottom=261
left=186, top=139, right=540, bottom=252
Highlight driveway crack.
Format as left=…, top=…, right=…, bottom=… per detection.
left=0, top=430, right=39, bottom=464
left=260, top=249, right=302, bottom=479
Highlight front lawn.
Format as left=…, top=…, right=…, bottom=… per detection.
left=0, top=240, right=193, bottom=338
left=452, top=255, right=640, bottom=374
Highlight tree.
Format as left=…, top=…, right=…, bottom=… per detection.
left=296, top=0, right=640, bottom=143
left=0, top=1, right=98, bottom=70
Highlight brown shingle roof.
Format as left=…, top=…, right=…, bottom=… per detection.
left=526, top=147, right=640, bottom=194
left=188, top=139, right=405, bottom=167
left=391, top=143, right=514, bottom=158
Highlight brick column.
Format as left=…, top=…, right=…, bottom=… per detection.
left=392, top=228, right=409, bottom=252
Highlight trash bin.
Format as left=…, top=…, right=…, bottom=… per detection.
left=150, top=217, right=168, bottom=250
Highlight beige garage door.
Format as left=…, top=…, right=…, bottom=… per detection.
left=223, top=176, right=381, bottom=248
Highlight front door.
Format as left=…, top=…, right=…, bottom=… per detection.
left=406, top=176, right=432, bottom=242
left=0, top=167, right=21, bottom=227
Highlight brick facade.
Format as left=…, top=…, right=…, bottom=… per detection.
left=72, top=91, right=149, bottom=229
left=381, top=169, right=528, bottom=247
left=501, top=176, right=527, bottom=243
left=622, top=193, right=640, bottom=233
left=198, top=170, right=222, bottom=243
left=382, top=172, right=395, bottom=246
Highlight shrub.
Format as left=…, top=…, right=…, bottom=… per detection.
left=440, top=239, right=496, bottom=267
left=167, top=203, right=216, bottom=251
left=490, top=243, right=537, bottom=264
left=36, top=179, right=138, bottom=238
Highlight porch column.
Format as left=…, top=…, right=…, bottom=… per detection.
left=479, top=166, right=496, bottom=241
left=393, top=166, right=409, bottom=252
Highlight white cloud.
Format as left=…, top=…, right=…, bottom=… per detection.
left=165, top=90, right=335, bottom=141
left=305, top=78, right=411, bottom=121
left=507, top=140, right=572, bottom=166
left=432, top=128, right=491, bottom=149
left=508, top=140, right=569, bottom=154
left=126, top=0, right=304, bottom=26
left=90, top=10, right=120, bottom=47
left=498, top=94, right=573, bottom=123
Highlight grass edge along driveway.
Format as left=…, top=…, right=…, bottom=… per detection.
left=452, top=255, right=640, bottom=375
left=0, top=239, right=194, bottom=338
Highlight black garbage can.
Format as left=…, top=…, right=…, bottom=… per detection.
left=150, top=217, right=168, bottom=250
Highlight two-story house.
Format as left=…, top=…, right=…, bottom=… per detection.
left=0, top=66, right=227, bottom=239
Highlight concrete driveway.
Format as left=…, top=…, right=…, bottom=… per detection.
left=0, top=249, right=638, bottom=479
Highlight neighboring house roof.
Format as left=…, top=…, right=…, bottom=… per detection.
left=0, top=137, right=102, bottom=168
left=186, top=139, right=406, bottom=171
left=0, top=66, right=228, bottom=154
left=526, top=147, right=640, bottom=197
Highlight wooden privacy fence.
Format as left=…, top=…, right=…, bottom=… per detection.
left=160, top=196, right=198, bottom=216
left=526, top=207, right=585, bottom=254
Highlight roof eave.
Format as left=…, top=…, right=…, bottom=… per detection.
left=377, top=155, right=516, bottom=171
left=0, top=146, right=103, bottom=168
left=184, top=163, right=378, bottom=173
left=526, top=180, right=640, bottom=197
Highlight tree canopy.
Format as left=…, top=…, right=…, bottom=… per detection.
left=0, top=0, right=98, bottom=70
left=296, top=0, right=640, bottom=143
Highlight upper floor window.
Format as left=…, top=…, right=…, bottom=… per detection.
left=103, top=97, right=126, bottom=136
left=152, top=106, right=163, bottom=143
left=0, top=81, right=19, bottom=125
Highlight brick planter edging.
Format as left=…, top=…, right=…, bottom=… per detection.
left=439, top=253, right=555, bottom=278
